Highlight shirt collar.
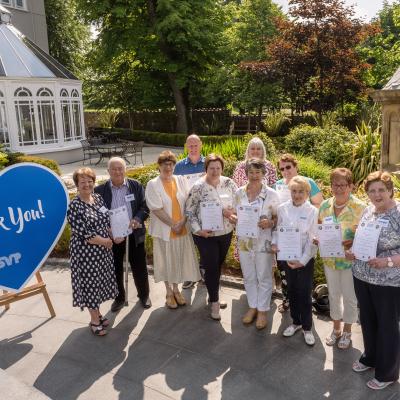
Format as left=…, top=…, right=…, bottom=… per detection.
left=110, top=178, right=128, bottom=189
left=184, top=155, right=205, bottom=165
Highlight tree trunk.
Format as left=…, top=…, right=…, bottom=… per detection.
left=168, top=73, right=188, bottom=134
left=147, top=0, right=189, bottom=134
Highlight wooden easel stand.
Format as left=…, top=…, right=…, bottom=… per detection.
left=0, top=271, right=56, bottom=317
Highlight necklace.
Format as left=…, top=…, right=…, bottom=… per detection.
left=333, top=198, right=348, bottom=209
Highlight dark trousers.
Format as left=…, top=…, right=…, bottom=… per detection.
left=113, top=235, right=149, bottom=302
left=277, top=260, right=289, bottom=301
left=193, top=232, right=232, bottom=302
left=284, top=258, right=314, bottom=331
left=353, top=277, right=400, bottom=382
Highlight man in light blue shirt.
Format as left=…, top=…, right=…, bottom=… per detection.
left=175, top=134, right=205, bottom=289
left=174, top=134, right=205, bottom=175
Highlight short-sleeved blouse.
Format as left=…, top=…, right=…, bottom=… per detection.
left=186, top=176, right=238, bottom=236
left=352, top=202, right=400, bottom=287
left=318, top=195, right=366, bottom=270
left=232, top=160, right=277, bottom=188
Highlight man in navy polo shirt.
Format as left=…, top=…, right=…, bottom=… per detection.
left=174, top=134, right=205, bottom=289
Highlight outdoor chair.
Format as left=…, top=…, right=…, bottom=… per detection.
left=80, top=139, right=99, bottom=165
left=122, top=141, right=144, bottom=165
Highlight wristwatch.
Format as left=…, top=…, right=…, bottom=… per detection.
left=387, top=257, right=394, bottom=267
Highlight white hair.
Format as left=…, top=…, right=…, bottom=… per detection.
left=245, top=137, right=266, bottom=161
left=108, top=157, right=127, bottom=169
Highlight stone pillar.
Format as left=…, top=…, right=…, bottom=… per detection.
left=370, top=89, right=400, bottom=172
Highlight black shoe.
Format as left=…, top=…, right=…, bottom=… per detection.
left=140, top=297, right=152, bottom=309
left=111, top=299, right=125, bottom=312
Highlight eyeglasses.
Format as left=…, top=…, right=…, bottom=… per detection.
left=368, top=188, right=389, bottom=195
left=279, top=165, right=292, bottom=172
left=331, top=184, right=349, bottom=189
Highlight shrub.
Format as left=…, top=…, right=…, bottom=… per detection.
left=51, top=224, right=71, bottom=257
left=284, top=124, right=326, bottom=156
left=262, top=111, right=290, bottom=137
left=347, top=121, right=381, bottom=186
left=284, top=124, right=353, bottom=168
left=0, top=148, right=8, bottom=170
left=126, top=164, right=159, bottom=187
left=6, top=154, right=61, bottom=175
left=296, top=154, right=331, bottom=186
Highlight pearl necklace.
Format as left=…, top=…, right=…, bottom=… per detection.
left=333, top=200, right=347, bottom=209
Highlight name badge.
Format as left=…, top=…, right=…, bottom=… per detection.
left=125, top=194, right=135, bottom=202
left=324, top=216, right=334, bottom=224
left=378, top=218, right=389, bottom=228
left=99, top=206, right=108, bottom=214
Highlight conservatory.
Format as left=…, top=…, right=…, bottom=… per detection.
left=0, top=5, right=85, bottom=163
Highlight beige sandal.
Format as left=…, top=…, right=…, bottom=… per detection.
left=325, top=330, right=341, bottom=346
left=338, top=331, right=352, bottom=349
left=242, top=308, right=257, bottom=325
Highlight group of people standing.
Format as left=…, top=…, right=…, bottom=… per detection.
left=67, top=134, right=400, bottom=391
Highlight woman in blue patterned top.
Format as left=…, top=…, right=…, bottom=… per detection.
left=346, top=171, right=400, bottom=390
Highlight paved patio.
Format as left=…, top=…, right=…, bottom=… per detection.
left=0, top=263, right=399, bottom=400
left=60, top=145, right=183, bottom=185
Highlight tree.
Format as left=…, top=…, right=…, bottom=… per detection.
left=191, top=0, right=283, bottom=118
left=77, top=0, right=224, bottom=133
left=359, top=0, right=400, bottom=89
left=244, top=0, right=377, bottom=120
left=44, top=0, right=91, bottom=77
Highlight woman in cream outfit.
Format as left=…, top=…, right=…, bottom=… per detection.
left=145, top=151, right=201, bottom=309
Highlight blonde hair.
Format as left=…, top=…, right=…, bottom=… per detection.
left=288, top=175, right=311, bottom=193
left=245, top=137, right=266, bottom=161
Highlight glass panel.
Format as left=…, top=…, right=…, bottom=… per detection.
left=38, top=101, right=57, bottom=144
left=15, top=0, right=25, bottom=8
left=71, top=89, right=79, bottom=98
left=60, top=89, right=69, bottom=97
left=15, top=100, right=37, bottom=145
left=62, top=101, right=72, bottom=141
left=37, top=88, right=52, bottom=97
left=0, top=101, right=9, bottom=146
left=1, top=0, right=11, bottom=5
left=15, top=87, right=32, bottom=97
left=72, top=101, right=82, bottom=139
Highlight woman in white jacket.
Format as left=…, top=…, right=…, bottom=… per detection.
left=272, top=176, right=318, bottom=346
left=145, top=151, right=200, bottom=309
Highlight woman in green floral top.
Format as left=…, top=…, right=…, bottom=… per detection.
left=318, top=168, right=365, bottom=349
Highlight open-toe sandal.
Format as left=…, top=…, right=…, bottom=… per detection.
left=89, top=322, right=107, bottom=336
left=366, top=378, right=394, bottom=390
left=99, top=315, right=110, bottom=327
left=337, top=332, right=351, bottom=349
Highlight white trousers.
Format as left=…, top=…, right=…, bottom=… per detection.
left=239, top=250, right=273, bottom=312
left=323, top=265, right=358, bottom=324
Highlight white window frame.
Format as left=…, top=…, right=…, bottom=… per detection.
left=1, top=0, right=27, bottom=11
left=0, top=90, right=9, bottom=147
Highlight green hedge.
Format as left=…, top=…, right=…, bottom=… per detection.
left=6, top=154, right=61, bottom=175
left=99, top=128, right=243, bottom=147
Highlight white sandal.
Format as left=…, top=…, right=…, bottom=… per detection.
left=366, top=378, right=394, bottom=390
left=325, top=330, right=341, bottom=346
left=338, top=331, right=352, bottom=349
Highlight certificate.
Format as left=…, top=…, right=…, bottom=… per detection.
left=184, top=172, right=204, bottom=189
left=109, top=206, right=132, bottom=238
left=276, top=226, right=302, bottom=261
left=200, top=201, right=223, bottom=231
left=276, top=183, right=291, bottom=204
left=236, top=205, right=260, bottom=238
left=317, top=224, right=345, bottom=258
left=352, top=221, right=382, bottom=261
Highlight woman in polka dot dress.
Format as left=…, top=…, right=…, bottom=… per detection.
left=67, top=167, right=118, bottom=336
